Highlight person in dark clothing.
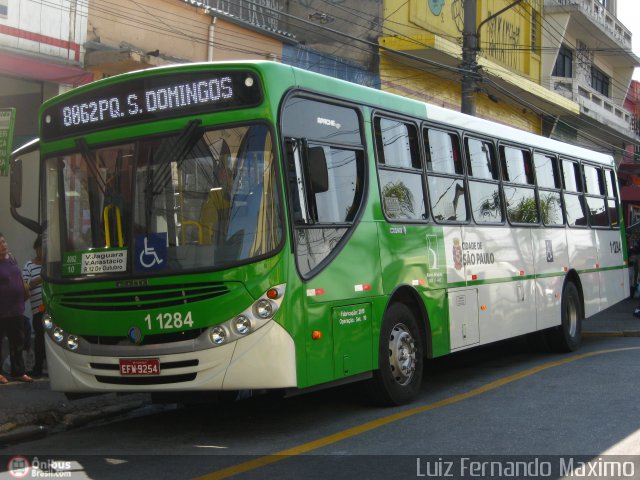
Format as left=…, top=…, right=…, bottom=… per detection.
left=23, top=236, right=45, bottom=377
left=0, top=233, right=33, bottom=383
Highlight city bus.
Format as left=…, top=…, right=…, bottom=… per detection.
left=10, top=61, right=629, bottom=406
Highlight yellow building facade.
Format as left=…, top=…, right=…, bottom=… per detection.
left=379, top=0, right=574, bottom=134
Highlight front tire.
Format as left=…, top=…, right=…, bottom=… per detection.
left=366, top=303, right=423, bottom=406
left=546, top=281, right=583, bottom=352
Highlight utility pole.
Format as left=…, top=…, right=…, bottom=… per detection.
left=461, top=0, right=478, bottom=116
left=460, top=0, right=525, bottom=116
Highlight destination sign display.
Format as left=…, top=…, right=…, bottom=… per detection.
left=41, top=70, right=262, bottom=140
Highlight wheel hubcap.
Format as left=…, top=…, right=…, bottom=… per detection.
left=566, top=296, right=578, bottom=337
left=388, top=323, right=417, bottom=386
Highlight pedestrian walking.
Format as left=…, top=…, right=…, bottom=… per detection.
left=0, top=233, right=33, bottom=383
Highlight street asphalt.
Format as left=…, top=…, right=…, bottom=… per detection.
left=0, top=294, right=638, bottom=446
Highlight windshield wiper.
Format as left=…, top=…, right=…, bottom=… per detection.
left=144, top=119, right=203, bottom=232
left=149, top=119, right=203, bottom=195
left=76, top=138, right=107, bottom=194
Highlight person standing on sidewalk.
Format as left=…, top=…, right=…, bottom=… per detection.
left=0, top=233, right=33, bottom=383
left=23, top=236, right=45, bottom=377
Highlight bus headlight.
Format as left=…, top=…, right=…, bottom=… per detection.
left=43, top=314, right=54, bottom=330
left=53, top=327, right=64, bottom=343
left=254, top=299, right=274, bottom=319
left=210, top=326, right=227, bottom=345
left=206, top=284, right=285, bottom=348
left=233, top=315, right=252, bottom=335
left=67, top=335, right=79, bottom=351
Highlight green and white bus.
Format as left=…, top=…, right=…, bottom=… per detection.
left=10, top=61, right=628, bottom=405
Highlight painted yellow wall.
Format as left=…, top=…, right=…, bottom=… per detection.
left=384, top=0, right=542, bottom=82
left=380, top=54, right=541, bottom=133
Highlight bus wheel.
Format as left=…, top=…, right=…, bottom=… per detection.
left=367, top=303, right=423, bottom=406
left=546, top=282, right=583, bottom=352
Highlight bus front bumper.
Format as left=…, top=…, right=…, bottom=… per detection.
left=45, top=320, right=297, bottom=392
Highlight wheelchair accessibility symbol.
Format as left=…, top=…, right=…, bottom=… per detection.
left=135, top=233, right=167, bottom=271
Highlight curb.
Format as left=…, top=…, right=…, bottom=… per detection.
left=583, top=330, right=640, bottom=337
left=0, top=400, right=147, bottom=446
left=0, top=425, right=47, bottom=446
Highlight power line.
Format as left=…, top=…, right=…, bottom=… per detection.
left=28, top=0, right=639, bottom=153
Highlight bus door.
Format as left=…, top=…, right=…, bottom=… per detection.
left=282, top=98, right=373, bottom=386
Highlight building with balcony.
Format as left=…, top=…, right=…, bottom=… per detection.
left=542, top=0, right=640, bottom=160
left=377, top=0, right=580, bottom=135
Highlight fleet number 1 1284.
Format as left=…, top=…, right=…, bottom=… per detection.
left=144, top=312, right=193, bottom=330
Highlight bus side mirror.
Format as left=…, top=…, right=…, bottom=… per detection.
left=306, top=146, right=329, bottom=193
left=10, top=158, right=22, bottom=208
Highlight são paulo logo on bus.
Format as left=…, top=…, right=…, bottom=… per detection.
left=452, top=238, right=495, bottom=270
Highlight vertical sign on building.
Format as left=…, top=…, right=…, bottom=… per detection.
left=0, top=108, right=16, bottom=177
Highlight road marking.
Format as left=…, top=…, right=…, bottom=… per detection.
left=196, top=346, right=640, bottom=480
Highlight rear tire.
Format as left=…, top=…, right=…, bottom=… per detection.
left=546, top=281, right=583, bottom=352
left=366, top=303, right=423, bottom=406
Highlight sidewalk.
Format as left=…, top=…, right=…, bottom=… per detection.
left=582, top=296, right=640, bottom=336
left=0, top=378, right=150, bottom=446
left=1, top=296, right=639, bottom=446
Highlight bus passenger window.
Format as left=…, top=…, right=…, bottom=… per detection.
left=561, top=159, right=587, bottom=227
left=375, top=117, right=426, bottom=221
left=534, top=153, right=563, bottom=226
left=426, top=129, right=463, bottom=174
left=425, top=128, right=467, bottom=223
left=604, top=168, right=619, bottom=227
left=584, top=164, right=608, bottom=227
left=466, top=137, right=502, bottom=224
left=500, top=146, right=537, bottom=224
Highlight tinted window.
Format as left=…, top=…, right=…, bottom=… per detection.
left=564, top=194, right=587, bottom=226
left=605, top=169, right=617, bottom=198
left=583, top=165, right=604, bottom=195
left=539, top=191, right=564, bottom=226
left=534, top=153, right=560, bottom=189
left=379, top=170, right=426, bottom=221
left=282, top=98, right=362, bottom=145
left=313, top=146, right=364, bottom=223
left=586, top=196, right=608, bottom=227
left=375, top=117, right=426, bottom=221
left=562, top=160, right=581, bottom=192
left=375, top=118, right=421, bottom=169
left=426, top=129, right=462, bottom=174
left=501, top=146, right=533, bottom=185
left=504, top=186, right=538, bottom=224
left=466, top=138, right=499, bottom=180
left=428, top=177, right=467, bottom=222
left=469, top=181, right=502, bottom=223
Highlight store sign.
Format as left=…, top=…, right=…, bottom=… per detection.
left=0, top=108, right=16, bottom=177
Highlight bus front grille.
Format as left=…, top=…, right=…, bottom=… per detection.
left=58, top=282, right=229, bottom=311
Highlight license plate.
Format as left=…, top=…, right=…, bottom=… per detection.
left=119, top=358, right=161, bottom=376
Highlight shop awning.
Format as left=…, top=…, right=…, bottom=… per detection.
left=0, top=50, right=93, bottom=86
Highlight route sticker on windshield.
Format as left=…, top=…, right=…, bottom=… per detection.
left=135, top=232, right=167, bottom=271
left=63, top=248, right=128, bottom=276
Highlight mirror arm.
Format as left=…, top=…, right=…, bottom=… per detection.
left=10, top=204, right=42, bottom=234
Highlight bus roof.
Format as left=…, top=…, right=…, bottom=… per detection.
left=40, top=60, right=614, bottom=167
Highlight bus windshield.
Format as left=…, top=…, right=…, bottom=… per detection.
left=44, top=123, right=282, bottom=279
